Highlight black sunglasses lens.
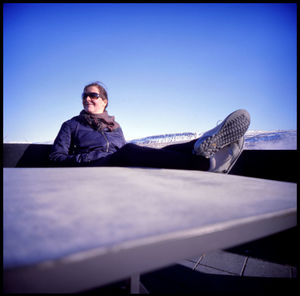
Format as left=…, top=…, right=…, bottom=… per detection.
left=82, top=93, right=100, bottom=99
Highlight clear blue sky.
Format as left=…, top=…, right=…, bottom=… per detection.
left=3, top=3, right=297, bottom=142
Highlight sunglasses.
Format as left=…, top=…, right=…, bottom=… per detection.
left=82, top=92, right=101, bottom=100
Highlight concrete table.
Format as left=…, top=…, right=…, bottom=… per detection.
left=3, top=167, right=297, bottom=293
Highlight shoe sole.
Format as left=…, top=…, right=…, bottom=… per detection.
left=194, top=109, right=250, bottom=158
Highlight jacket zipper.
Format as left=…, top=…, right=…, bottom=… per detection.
left=101, top=131, right=110, bottom=152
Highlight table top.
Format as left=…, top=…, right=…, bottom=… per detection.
left=4, top=167, right=296, bottom=270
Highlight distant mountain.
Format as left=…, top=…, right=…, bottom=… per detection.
left=130, top=132, right=201, bottom=147
left=130, top=130, right=297, bottom=150
left=243, top=130, right=297, bottom=150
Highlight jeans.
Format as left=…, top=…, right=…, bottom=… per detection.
left=89, top=140, right=210, bottom=171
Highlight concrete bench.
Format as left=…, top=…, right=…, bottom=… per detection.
left=3, top=144, right=297, bottom=293
left=3, top=143, right=53, bottom=168
left=3, top=143, right=297, bottom=182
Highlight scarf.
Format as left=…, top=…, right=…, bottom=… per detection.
left=80, top=110, right=120, bottom=132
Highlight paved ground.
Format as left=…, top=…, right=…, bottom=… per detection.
left=82, top=227, right=297, bottom=294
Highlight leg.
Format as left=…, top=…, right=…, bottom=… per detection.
left=90, top=109, right=250, bottom=173
left=161, top=139, right=197, bottom=153
left=90, top=143, right=210, bottom=171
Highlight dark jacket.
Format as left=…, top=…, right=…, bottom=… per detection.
left=49, top=114, right=126, bottom=165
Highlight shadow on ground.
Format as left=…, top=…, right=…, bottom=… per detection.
left=81, top=228, right=297, bottom=294
left=226, top=227, right=298, bottom=266
left=82, top=264, right=297, bottom=295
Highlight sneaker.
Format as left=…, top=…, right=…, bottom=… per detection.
left=193, top=109, right=250, bottom=158
left=209, top=137, right=244, bottom=173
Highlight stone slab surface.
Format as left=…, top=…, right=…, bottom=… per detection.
left=4, top=167, right=296, bottom=269
left=3, top=167, right=297, bottom=293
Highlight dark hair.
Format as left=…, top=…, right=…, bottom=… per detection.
left=83, top=81, right=108, bottom=110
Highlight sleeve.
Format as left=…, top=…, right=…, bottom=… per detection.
left=116, top=127, right=127, bottom=148
left=49, top=121, right=86, bottom=166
